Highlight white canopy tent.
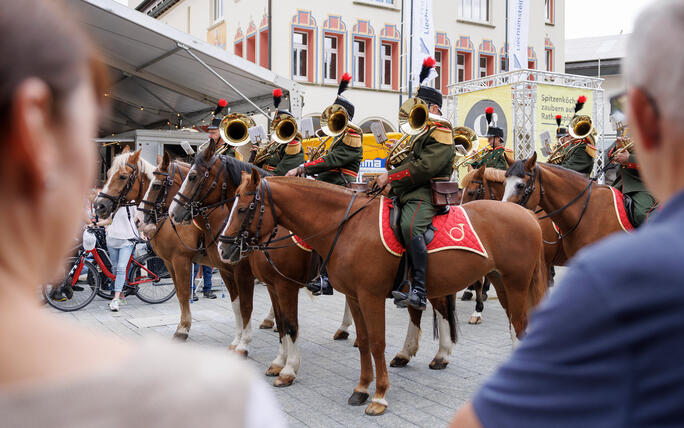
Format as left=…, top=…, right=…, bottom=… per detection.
left=67, top=0, right=304, bottom=136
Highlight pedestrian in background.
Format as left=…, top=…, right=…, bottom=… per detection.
left=192, top=264, right=217, bottom=301
left=0, top=2, right=283, bottom=427
left=451, top=1, right=684, bottom=426
left=106, top=205, right=139, bottom=311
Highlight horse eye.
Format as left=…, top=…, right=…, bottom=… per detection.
left=152, top=184, right=161, bottom=189
left=189, top=174, right=196, bottom=182
left=468, top=190, right=475, bottom=196
left=515, top=182, right=524, bottom=189
left=119, top=174, right=127, bottom=180
left=238, top=207, right=247, bottom=213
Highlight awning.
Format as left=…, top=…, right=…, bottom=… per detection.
left=67, top=0, right=304, bottom=136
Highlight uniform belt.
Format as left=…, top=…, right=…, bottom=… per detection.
left=331, top=168, right=358, bottom=178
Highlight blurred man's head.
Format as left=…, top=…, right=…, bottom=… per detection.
left=208, top=128, right=220, bottom=142
left=625, top=0, right=684, bottom=202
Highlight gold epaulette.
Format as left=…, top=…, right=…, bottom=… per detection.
left=431, top=126, right=453, bottom=145
left=504, top=149, right=515, bottom=164
left=585, top=143, right=597, bottom=158
left=343, top=132, right=362, bottom=148
left=285, top=141, right=302, bottom=155
left=234, top=151, right=244, bottom=161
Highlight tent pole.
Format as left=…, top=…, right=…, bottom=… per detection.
left=178, top=43, right=270, bottom=119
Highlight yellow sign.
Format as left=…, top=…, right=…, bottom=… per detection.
left=301, top=133, right=399, bottom=174
left=456, top=86, right=513, bottom=147
left=536, top=85, right=593, bottom=159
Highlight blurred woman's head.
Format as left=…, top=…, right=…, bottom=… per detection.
left=0, top=0, right=107, bottom=287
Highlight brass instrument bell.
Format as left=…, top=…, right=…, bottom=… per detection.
left=219, top=113, right=255, bottom=147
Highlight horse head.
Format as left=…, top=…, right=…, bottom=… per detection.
left=218, top=169, right=276, bottom=264
left=139, top=151, right=191, bottom=230
left=503, top=152, right=541, bottom=208
left=94, top=148, right=148, bottom=218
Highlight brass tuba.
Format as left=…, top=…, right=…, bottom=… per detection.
left=568, top=115, right=596, bottom=141
left=271, top=112, right=298, bottom=144
left=219, top=113, right=255, bottom=147
left=387, top=97, right=453, bottom=169
left=451, top=126, right=478, bottom=169
left=308, top=104, right=362, bottom=162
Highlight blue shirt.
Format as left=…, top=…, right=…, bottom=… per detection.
left=473, top=189, right=684, bottom=428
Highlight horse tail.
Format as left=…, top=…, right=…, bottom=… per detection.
left=431, top=294, right=458, bottom=343
left=528, top=244, right=548, bottom=312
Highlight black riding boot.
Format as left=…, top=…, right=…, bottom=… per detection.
left=406, top=235, right=428, bottom=310
left=306, top=253, right=333, bottom=296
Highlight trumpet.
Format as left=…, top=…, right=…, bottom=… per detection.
left=387, top=97, right=453, bottom=169
left=219, top=113, right=255, bottom=147
left=308, top=104, right=362, bottom=162
left=307, top=130, right=333, bottom=162
left=271, top=112, right=298, bottom=144
left=568, top=114, right=596, bottom=141
left=253, top=140, right=278, bottom=165
left=454, top=147, right=488, bottom=169
left=451, top=126, right=478, bottom=169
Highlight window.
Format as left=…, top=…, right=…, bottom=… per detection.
left=545, top=48, right=553, bottom=72
left=234, top=40, right=243, bottom=57
left=246, top=34, right=256, bottom=63
left=324, top=35, right=339, bottom=82
left=545, top=0, right=554, bottom=24
left=259, top=30, right=269, bottom=68
left=528, top=60, right=536, bottom=70
left=212, top=0, right=223, bottom=22
left=456, top=52, right=472, bottom=82
left=430, top=50, right=449, bottom=93
left=479, top=56, right=488, bottom=78
left=353, top=39, right=366, bottom=84
left=432, top=51, right=442, bottom=90
left=459, top=0, right=490, bottom=23
left=292, top=31, right=308, bottom=79
left=500, top=56, right=508, bottom=72
left=381, top=42, right=393, bottom=88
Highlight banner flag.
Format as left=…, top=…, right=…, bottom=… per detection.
left=507, top=0, right=530, bottom=70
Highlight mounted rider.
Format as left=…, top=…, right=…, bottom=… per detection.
left=469, top=107, right=513, bottom=171
left=286, top=73, right=363, bottom=296
left=557, top=96, right=596, bottom=176
left=252, top=88, right=304, bottom=176
left=375, top=57, right=455, bottom=311
left=205, top=99, right=243, bottom=160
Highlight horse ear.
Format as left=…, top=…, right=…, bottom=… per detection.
left=477, top=164, right=486, bottom=176
left=203, top=139, right=217, bottom=161
left=156, top=154, right=162, bottom=165
left=122, top=145, right=131, bottom=153
left=505, top=153, right=514, bottom=168
left=250, top=168, right=261, bottom=187
left=524, top=152, right=537, bottom=171
left=128, top=149, right=141, bottom=164
left=161, top=151, right=170, bottom=170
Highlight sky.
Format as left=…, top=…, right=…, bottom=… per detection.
left=565, top=0, right=658, bottom=39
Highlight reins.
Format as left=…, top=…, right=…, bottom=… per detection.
left=139, top=162, right=185, bottom=240
left=98, top=162, right=145, bottom=212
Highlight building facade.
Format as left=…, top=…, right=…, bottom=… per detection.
left=137, top=0, right=564, bottom=132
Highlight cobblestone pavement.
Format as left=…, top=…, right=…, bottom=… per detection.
left=45, top=271, right=566, bottom=427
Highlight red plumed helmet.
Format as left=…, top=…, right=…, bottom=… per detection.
left=218, top=99, right=228, bottom=107
left=485, top=106, right=494, bottom=114
left=272, top=88, right=282, bottom=110
left=578, top=95, right=587, bottom=104
left=273, top=88, right=282, bottom=98
left=555, top=114, right=562, bottom=126
left=485, top=107, right=494, bottom=124
left=338, top=73, right=352, bottom=95
left=423, top=56, right=436, bottom=68
left=213, top=99, right=228, bottom=115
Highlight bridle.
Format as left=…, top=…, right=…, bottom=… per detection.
left=219, top=178, right=382, bottom=285
left=98, top=162, right=146, bottom=212
left=170, top=155, right=237, bottom=252
left=515, top=165, right=595, bottom=244
left=139, top=161, right=184, bottom=228
left=468, top=178, right=499, bottom=201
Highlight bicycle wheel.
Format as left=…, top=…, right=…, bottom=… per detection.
left=44, top=258, right=100, bottom=312
left=128, top=254, right=175, bottom=304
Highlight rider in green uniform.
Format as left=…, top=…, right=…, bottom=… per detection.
left=375, top=57, right=455, bottom=311
left=206, top=99, right=240, bottom=159
left=252, top=89, right=304, bottom=176
left=558, top=96, right=596, bottom=176
left=287, top=73, right=363, bottom=295
left=469, top=107, right=513, bottom=171
left=609, top=143, right=657, bottom=227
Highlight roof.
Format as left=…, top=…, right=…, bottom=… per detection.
left=66, top=0, right=303, bottom=136
left=565, top=34, right=630, bottom=63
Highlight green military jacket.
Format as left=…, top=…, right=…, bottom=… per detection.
left=470, top=146, right=512, bottom=170
left=256, top=141, right=305, bottom=176
left=302, top=130, right=363, bottom=186
left=612, top=153, right=648, bottom=195
left=388, top=125, right=455, bottom=204
left=559, top=141, right=594, bottom=176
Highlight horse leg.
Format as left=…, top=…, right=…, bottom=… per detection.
left=234, top=262, right=255, bottom=357
left=171, top=257, right=193, bottom=341
left=390, top=307, right=422, bottom=367
left=358, top=296, right=389, bottom=416
left=219, top=269, right=242, bottom=351
left=264, top=284, right=285, bottom=377
left=345, top=298, right=373, bottom=407
left=469, top=280, right=485, bottom=325
left=273, top=282, right=301, bottom=388
left=429, top=295, right=457, bottom=370
left=333, top=298, right=353, bottom=341
left=260, top=304, right=276, bottom=330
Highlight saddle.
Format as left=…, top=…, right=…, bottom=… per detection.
left=388, top=197, right=439, bottom=248
left=623, top=194, right=638, bottom=228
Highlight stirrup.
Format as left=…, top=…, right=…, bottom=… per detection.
left=392, top=280, right=411, bottom=308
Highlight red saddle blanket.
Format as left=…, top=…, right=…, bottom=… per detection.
left=292, top=234, right=312, bottom=252
left=379, top=196, right=488, bottom=258
left=551, top=186, right=634, bottom=234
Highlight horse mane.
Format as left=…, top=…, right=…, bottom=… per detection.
left=266, top=176, right=355, bottom=195
left=462, top=167, right=506, bottom=188
left=211, top=154, right=272, bottom=188
left=506, top=159, right=596, bottom=184
left=109, top=151, right=155, bottom=180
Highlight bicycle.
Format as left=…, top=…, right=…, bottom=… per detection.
left=44, top=226, right=176, bottom=312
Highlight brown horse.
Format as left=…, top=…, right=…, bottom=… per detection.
left=166, top=141, right=460, bottom=384
left=218, top=171, right=547, bottom=415
left=94, top=150, right=256, bottom=355
left=462, top=165, right=568, bottom=286
left=503, top=153, right=626, bottom=258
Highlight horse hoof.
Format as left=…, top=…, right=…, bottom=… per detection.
left=333, top=330, right=349, bottom=340
left=273, top=326, right=278, bottom=333
left=347, top=391, right=369, bottom=406
left=482, top=293, right=488, bottom=301
left=390, top=356, right=409, bottom=367
left=228, top=344, right=237, bottom=351
left=274, top=374, right=295, bottom=387
left=365, top=402, right=387, bottom=416
left=461, top=291, right=473, bottom=301
left=259, top=319, right=275, bottom=329
left=235, top=349, right=248, bottom=358
left=468, top=315, right=483, bottom=325
left=265, top=364, right=283, bottom=377
left=173, top=332, right=188, bottom=341
left=353, top=338, right=359, bottom=348
left=429, top=358, right=449, bottom=370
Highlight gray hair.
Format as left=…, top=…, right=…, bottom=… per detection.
left=624, top=0, right=684, bottom=120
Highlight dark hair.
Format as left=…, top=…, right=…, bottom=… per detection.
left=0, top=0, right=108, bottom=132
